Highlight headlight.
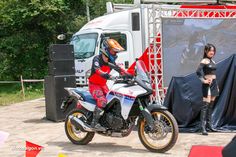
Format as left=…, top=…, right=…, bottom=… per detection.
left=145, top=82, right=152, bottom=89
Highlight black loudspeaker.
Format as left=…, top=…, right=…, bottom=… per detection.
left=48, top=60, right=75, bottom=76
left=48, top=44, right=75, bottom=76
left=222, top=136, right=236, bottom=157
left=45, top=75, right=76, bottom=121
left=49, top=44, right=74, bottom=60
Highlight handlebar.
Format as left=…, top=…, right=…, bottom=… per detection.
left=109, top=75, right=122, bottom=81
left=109, top=74, right=134, bottom=82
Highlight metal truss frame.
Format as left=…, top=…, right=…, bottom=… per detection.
left=147, top=5, right=236, bottom=103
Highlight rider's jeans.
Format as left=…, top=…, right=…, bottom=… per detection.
left=89, top=82, right=109, bottom=108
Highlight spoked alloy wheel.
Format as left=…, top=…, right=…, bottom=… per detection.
left=65, top=109, right=95, bottom=145
left=138, top=110, right=178, bottom=153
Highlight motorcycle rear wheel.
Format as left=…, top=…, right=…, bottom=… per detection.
left=65, top=109, right=95, bottom=145
left=138, top=110, right=178, bottom=153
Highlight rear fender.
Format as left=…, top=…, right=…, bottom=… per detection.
left=80, top=101, right=96, bottom=112
left=61, top=96, right=74, bottom=112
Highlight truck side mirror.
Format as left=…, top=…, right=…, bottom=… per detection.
left=125, top=61, right=129, bottom=69
left=57, top=34, right=66, bottom=40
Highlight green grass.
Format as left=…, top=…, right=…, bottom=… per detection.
left=0, top=83, right=44, bottom=106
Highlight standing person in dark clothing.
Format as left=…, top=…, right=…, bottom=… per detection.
left=88, top=38, right=130, bottom=131
left=196, top=43, right=219, bottom=135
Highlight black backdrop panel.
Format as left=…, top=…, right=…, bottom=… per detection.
left=164, top=54, right=236, bottom=132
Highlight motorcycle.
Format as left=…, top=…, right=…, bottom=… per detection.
left=181, top=35, right=207, bottom=65
left=61, top=60, right=179, bottom=153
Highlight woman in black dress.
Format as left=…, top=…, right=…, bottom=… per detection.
left=196, top=43, right=219, bottom=135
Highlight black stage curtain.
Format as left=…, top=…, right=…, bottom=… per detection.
left=164, top=54, right=236, bottom=132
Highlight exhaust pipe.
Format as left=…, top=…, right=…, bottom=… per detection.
left=69, top=115, right=94, bottom=132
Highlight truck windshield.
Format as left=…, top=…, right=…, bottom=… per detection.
left=70, top=33, right=98, bottom=59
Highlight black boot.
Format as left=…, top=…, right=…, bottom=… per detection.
left=206, top=102, right=217, bottom=132
left=200, top=102, right=208, bottom=135
left=91, top=106, right=106, bottom=131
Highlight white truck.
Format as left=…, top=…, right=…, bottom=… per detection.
left=70, top=0, right=236, bottom=91
left=71, top=2, right=146, bottom=86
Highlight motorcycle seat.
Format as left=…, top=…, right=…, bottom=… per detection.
left=74, top=88, right=96, bottom=105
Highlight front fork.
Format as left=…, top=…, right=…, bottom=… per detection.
left=137, top=99, right=155, bottom=131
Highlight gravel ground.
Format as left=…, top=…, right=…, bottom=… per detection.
left=0, top=98, right=235, bottom=157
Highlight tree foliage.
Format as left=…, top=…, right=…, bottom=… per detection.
left=0, top=0, right=132, bottom=80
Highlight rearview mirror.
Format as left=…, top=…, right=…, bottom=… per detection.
left=57, top=34, right=66, bottom=40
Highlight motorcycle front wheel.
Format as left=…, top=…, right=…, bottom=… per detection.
left=138, top=110, right=179, bottom=153
left=65, top=109, right=95, bottom=145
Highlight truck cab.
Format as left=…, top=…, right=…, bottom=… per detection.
left=70, top=7, right=143, bottom=86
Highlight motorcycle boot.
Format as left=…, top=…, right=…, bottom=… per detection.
left=206, top=102, right=217, bottom=132
left=91, top=106, right=106, bottom=131
left=200, top=102, right=208, bottom=135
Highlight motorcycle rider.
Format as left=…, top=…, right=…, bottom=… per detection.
left=182, top=31, right=206, bottom=64
left=188, top=32, right=198, bottom=54
left=88, top=38, right=130, bottom=131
